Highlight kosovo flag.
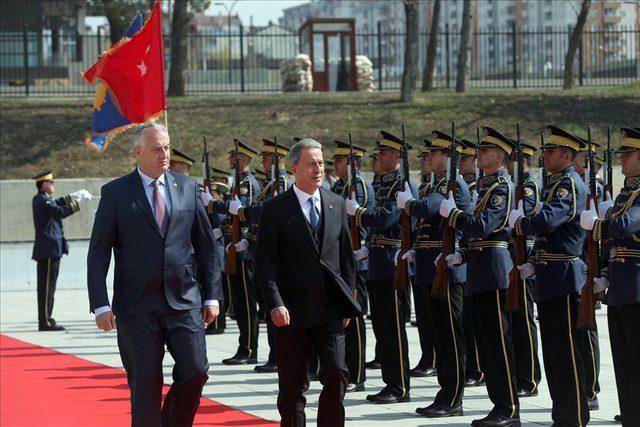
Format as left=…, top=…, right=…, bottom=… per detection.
left=86, top=14, right=143, bottom=152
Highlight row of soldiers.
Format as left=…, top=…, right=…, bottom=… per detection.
left=169, top=125, right=639, bottom=427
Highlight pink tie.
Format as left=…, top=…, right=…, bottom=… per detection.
left=151, top=180, right=169, bottom=235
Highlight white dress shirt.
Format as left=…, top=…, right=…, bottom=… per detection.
left=94, top=167, right=218, bottom=318
left=292, top=183, right=321, bottom=224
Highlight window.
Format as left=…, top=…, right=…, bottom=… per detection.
left=545, top=40, right=553, bottom=49
left=544, top=11, right=552, bottom=20
left=487, top=10, right=493, bottom=18
left=507, top=6, right=514, bottom=14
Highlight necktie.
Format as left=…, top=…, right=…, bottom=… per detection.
left=151, top=180, right=169, bottom=235
left=308, top=196, right=319, bottom=232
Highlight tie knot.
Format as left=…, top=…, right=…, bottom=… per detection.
left=308, top=196, right=316, bottom=205
left=151, top=180, right=160, bottom=188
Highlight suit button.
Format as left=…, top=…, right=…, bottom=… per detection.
left=165, top=269, right=169, bottom=273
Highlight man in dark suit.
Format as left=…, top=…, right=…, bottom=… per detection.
left=87, top=123, right=223, bottom=427
left=255, top=138, right=360, bottom=427
left=32, top=170, right=91, bottom=331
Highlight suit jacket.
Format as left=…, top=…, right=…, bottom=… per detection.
left=31, top=191, right=79, bottom=260
left=255, top=186, right=361, bottom=328
left=87, top=170, right=223, bottom=317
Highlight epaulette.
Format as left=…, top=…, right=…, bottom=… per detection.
left=497, top=175, right=509, bottom=185
left=548, top=172, right=570, bottom=185
left=382, top=173, right=397, bottom=183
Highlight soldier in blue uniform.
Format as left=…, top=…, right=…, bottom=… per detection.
left=506, top=141, right=542, bottom=398
left=509, top=125, right=589, bottom=427
left=201, top=140, right=261, bottom=365
left=238, top=139, right=290, bottom=374
left=396, top=132, right=471, bottom=417
left=580, top=127, right=640, bottom=426
left=31, top=170, right=90, bottom=331
left=440, top=126, right=520, bottom=426
left=458, top=139, right=486, bottom=387
left=331, top=140, right=374, bottom=392
left=346, top=131, right=417, bottom=403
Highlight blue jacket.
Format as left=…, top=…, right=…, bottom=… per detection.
left=31, top=191, right=79, bottom=260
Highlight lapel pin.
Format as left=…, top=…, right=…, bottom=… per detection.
left=329, top=204, right=334, bottom=209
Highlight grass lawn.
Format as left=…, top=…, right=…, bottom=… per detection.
left=1, top=84, right=638, bottom=179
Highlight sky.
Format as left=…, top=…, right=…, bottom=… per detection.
left=205, top=0, right=310, bottom=27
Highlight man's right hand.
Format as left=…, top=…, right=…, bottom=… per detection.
left=96, top=311, right=116, bottom=332
left=270, top=306, right=290, bottom=327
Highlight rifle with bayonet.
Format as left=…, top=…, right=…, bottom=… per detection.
left=432, top=122, right=460, bottom=299
left=604, top=126, right=613, bottom=198
left=507, top=122, right=526, bottom=311
left=476, top=126, right=483, bottom=181
left=272, top=136, right=281, bottom=197
left=348, top=132, right=361, bottom=252
left=393, top=125, right=411, bottom=290
left=539, top=134, right=547, bottom=188
left=202, top=136, right=211, bottom=190
left=225, top=140, right=241, bottom=275
left=577, top=126, right=604, bottom=330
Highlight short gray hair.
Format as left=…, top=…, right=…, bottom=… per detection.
left=289, top=138, right=322, bottom=165
left=133, top=122, right=169, bottom=149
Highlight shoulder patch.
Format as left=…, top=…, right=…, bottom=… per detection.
left=524, top=187, right=534, bottom=197
left=491, top=194, right=503, bottom=206
left=240, top=187, right=248, bottom=195
left=438, top=185, right=447, bottom=195
left=556, top=187, right=569, bottom=199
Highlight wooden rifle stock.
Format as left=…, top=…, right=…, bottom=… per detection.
left=506, top=186, right=526, bottom=311
left=225, top=141, right=240, bottom=275
left=393, top=125, right=410, bottom=290
left=347, top=133, right=361, bottom=251
left=432, top=178, right=457, bottom=299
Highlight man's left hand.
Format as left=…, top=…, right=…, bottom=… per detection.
left=235, top=239, right=249, bottom=252
left=343, top=318, right=351, bottom=328
left=580, top=199, right=598, bottom=231
left=439, top=191, right=457, bottom=218
left=202, top=305, right=219, bottom=325
left=395, top=182, right=413, bottom=209
left=345, top=195, right=360, bottom=216
left=508, top=200, right=524, bottom=229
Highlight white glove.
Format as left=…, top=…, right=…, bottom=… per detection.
left=70, top=189, right=93, bottom=202
left=471, top=190, right=479, bottom=210
left=534, top=201, right=543, bottom=214
left=508, top=200, right=524, bottom=229
left=580, top=199, right=598, bottom=231
left=593, top=276, right=610, bottom=293
left=446, top=252, right=463, bottom=266
left=598, top=191, right=613, bottom=218
left=228, top=195, right=242, bottom=215
left=354, top=247, right=369, bottom=261
left=345, top=194, right=360, bottom=216
left=200, top=187, right=213, bottom=206
left=212, top=227, right=223, bottom=240
left=235, top=238, right=249, bottom=252
left=517, top=262, right=535, bottom=279
left=401, top=249, right=416, bottom=263
left=395, top=182, right=414, bottom=209
left=225, top=242, right=232, bottom=253
left=439, top=191, right=457, bottom=218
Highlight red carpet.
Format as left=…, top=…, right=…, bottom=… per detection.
left=0, top=334, right=277, bottom=426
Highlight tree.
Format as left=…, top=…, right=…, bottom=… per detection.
left=97, top=0, right=149, bottom=45
left=455, top=0, right=472, bottom=93
left=421, top=0, right=441, bottom=91
left=168, top=0, right=210, bottom=96
left=563, top=0, right=591, bottom=89
left=400, top=0, right=420, bottom=103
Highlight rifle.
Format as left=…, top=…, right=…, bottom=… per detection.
left=347, top=132, right=361, bottom=252
left=225, top=140, right=241, bottom=275
left=432, top=122, right=460, bottom=299
left=539, top=134, right=547, bottom=188
left=577, top=126, right=604, bottom=330
left=272, top=136, right=281, bottom=197
left=393, top=124, right=411, bottom=290
left=506, top=122, right=526, bottom=311
left=202, top=136, right=211, bottom=189
left=476, top=126, right=483, bottom=180
left=604, top=126, right=613, bottom=198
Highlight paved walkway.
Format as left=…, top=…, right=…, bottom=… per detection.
left=0, top=287, right=621, bottom=426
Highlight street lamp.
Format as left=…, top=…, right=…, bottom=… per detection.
left=214, top=1, right=239, bottom=87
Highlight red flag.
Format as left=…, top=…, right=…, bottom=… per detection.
left=83, top=1, right=166, bottom=123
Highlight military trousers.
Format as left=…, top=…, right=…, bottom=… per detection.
left=411, top=284, right=437, bottom=370
left=578, top=319, right=600, bottom=402
left=462, top=294, right=484, bottom=382
left=471, top=289, right=520, bottom=418
left=425, top=282, right=465, bottom=407
left=608, top=304, right=640, bottom=427
left=507, top=280, right=541, bottom=394
left=36, top=257, right=60, bottom=328
left=228, top=259, right=259, bottom=359
left=366, top=279, right=381, bottom=364
left=538, top=293, right=590, bottom=427
left=369, top=280, right=410, bottom=397
left=344, top=271, right=367, bottom=385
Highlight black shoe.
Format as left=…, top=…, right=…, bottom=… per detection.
left=39, top=324, right=65, bottom=331
left=416, top=402, right=463, bottom=417
left=205, top=327, right=225, bottom=335
left=472, top=410, right=520, bottom=426
left=308, top=371, right=319, bottom=381
left=222, top=354, right=258, bottom=365
left=587, top=397, right=599, bottom=411
left=346, top=382, right=365, bottom=393
left=465, top=376, right=485, bottom=387
left=516, top=388, right=538, bottom=398
left=614, top=414, right=622, bottom=423
left=254, top=362, right=278, bottom=373
left=365, top=359, right=381, bottom=370
left=367, top=388, right=410, bottom=404
left=410, top=366, right=436, bottom=377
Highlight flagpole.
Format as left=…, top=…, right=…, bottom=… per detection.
left=164, top=108, right=168, bottom=130
left=158, top=0, right=168, bottom=131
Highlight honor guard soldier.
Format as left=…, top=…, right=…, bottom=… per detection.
left=580, top=127, right=640, bottom=426
left=458, top=138, right=486, bottom=387
left=345, top=130, right=417, bottom=404
left=440, top=126, right=520, bottom=426
left=323, top=159, right=338, bottom=190
left=201, top=140, right=261, bottom=365
left=396, top=132, right=471, bottom=417
left=204, top=168, right=231, bottom=335
left=32, top=170, right=91, bottom=331
left=575, top=141, right=604, bottom=203
left=169, top=148, right=195, bottom=175
left=237, top=139, right=290, bottom=374
left=509, top=125, right=589, bottom=427
left=331, top=139, right=374, bottom=392
left=506, top=141, right=542, bottom=398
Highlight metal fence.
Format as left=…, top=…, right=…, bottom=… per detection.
left=1, top=24, right=638, bottom=96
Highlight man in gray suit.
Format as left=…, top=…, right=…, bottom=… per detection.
left=87, top=123, right=223, bottom=426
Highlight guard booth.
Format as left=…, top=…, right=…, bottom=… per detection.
left=299, top=18, right=356, bottom=92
